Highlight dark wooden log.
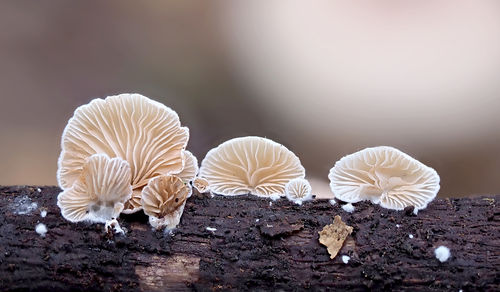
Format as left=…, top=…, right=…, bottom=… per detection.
left=0, top=186, right=498, bottom=291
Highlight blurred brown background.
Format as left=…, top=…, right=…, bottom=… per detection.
left=1, top=1, right=499, bottom=197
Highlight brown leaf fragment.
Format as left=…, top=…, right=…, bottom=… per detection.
left=318, top=215, right=353, bottom=259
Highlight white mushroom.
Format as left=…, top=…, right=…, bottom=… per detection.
left=285, top=178, right=312, bottom=205
left=35, top=223, right=48, bottom=237
left=328, top=146, right=440, bottom=210
left=193, top=177, right=210, bottom=193
left=57, top=154, right=132, bottom=223
left=199, top=136, right=305, bottom=197
left=175, top=150, right=199, bottom=183
left=141, top=175, right=190, bottom=230
left=57, top=93, right=189, bottom=214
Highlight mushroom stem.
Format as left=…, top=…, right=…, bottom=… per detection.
left=105, top=218, right=125, bottom=235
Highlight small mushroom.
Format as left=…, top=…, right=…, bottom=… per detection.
left=57, top=154, right=132, bottom=223
left=57, top=93, right=189, bottom=214
left=193, top=177, right=210, bottom=193
left=199, top=136, right=305, bottom=197
left=175, top=150, right=199, bottom=184
left=141, top=175, right=190, bottom=230
left=328, top=146, right=440, bottom=210
left=285, top=178, right=312, bottom=205
left=35, top=223, right=48, bottom=237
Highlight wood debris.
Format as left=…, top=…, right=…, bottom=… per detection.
left=318, top=215, right=353, bottom=259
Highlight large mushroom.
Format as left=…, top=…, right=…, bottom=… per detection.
left=199, top=136, right=305, bottom=197
left=328, top=146, right=440, bottom=210
left=57, top=154, right=132, bottom=223
left=57, top=93, right=190, bottom=214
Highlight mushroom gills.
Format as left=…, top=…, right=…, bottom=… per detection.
left=57, top=154, right=132, bottom=223
left=199, top=136, right=305, bottom=197
left=141, top=175, right=190, bottom=230
left=329, top=146, right=440, bottom=210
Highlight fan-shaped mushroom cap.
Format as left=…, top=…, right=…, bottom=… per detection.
left=141, top=175, right=190, bottom=230
left=285, top=178, right=312, bottom=204
left=57, top=93, right=189, bottom=214
left=57, top=154, right=132, bottom=223
left=328, top=146, right=440, bottom=210
left=193, top=177, right=210, bottom=193
left=199, top=136, right=305, bottom=197
left=175, top=151, right=199, bottom=183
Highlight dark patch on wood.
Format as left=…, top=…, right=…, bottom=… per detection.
left=257, top=217, right=304, bottom=238
left=0, top=186, right=498, bottom=291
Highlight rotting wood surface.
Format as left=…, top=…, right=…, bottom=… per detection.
left=0, top=186, right=498, bottom=291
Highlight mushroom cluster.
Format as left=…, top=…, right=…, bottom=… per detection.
left=56, top=94, right=443, bottom=236
left=57, top=94, right=197, bottom=230
left=328, top=146, right=440, bottom=211
left=198, top=136, right=310, bottom=199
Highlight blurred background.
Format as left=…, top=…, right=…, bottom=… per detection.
left=1, top=1, right=500, bottom=198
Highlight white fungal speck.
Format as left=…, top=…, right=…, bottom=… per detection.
left=409, top=234, right=414, bottom=239
left=413, top=208, right=419, bottom=215
left=266, top=224, right=274, bottom=228
left=164, top=229, right=175, bottom=236
left=396, top=224, right=400, bottom=228
left=11, top=196, right=38, bottom=215
left=36, top=188, right=42, bottom=193
left=35, top=223, right=47, bottom=237
left=342, top=203, right=355, bottom=213
left=269, top=194, right=281, bottom=201
left=255, top=219, right=260, bottom=222
left=269, top=202, right=272, bottom=206
left=206, top=227, right=217, bottom=232
left=341, top=255, right=350, bottom=264
left=40, top=210, right=47, bottom=218
left=329, top=199, right=337, bottom=205
left=435, top=246, right=451, bottom=262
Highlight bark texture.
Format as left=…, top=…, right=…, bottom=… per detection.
left=0, top=186, right=498, bottom=291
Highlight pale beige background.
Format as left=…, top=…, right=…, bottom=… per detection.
left=1, top=1, right=499, bottom=197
